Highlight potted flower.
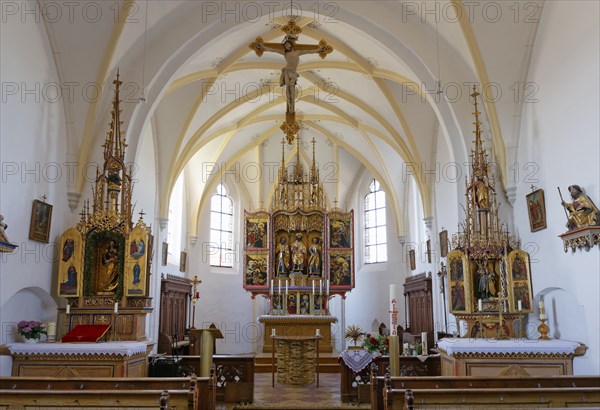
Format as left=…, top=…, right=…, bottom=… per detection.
left=361, top=333, right=389, bottom=354
left=17, top=321, right=46, bottom=343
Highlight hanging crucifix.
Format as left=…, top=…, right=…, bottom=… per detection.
left=249, top=20, right=333, bottom=144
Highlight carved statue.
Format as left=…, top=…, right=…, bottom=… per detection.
left=291, top=233, right=307, bottom=272
left=308, top=237, right=322, bottom=276
left=0, top=214, right=10, bottom=244
left=101, top=240, right=120, bottom=291
left=276, top=236, right=290, bottom=276
left=561, top=185, right=600, bottom=230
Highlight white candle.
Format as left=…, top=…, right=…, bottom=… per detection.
left=46, top=322, right=57, bottom=342
left=312, top=280, right=315, bottom=294
left=421, top=332, right=428, bottom=355
left=271, top=328, right=276, bottom=337
left=316, top=329, right=320, bottom=337
left=518, top=300, right=522, bottom=311
left=114, top=302, right=118, bottom=314
left=538, top=298, right=545, bottom=314
left=66, top=304, right=70, bottom=315
left=540, top=313, right=547, bottom=320
left=326, top=280, right=329, bottom=294
left=478, top=299, right=483, bottom=311
left=390, top=284, right=398, bottom=335
left=285, top=280, right=288, bottom=293
left=278, top=280, right=281, bottom=294
left=271, top=279, right=274, bottom=295
left=320, top=279, right=323, bottom=293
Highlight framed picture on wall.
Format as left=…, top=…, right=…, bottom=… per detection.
left=526, top=188, right=547, bottom=232
left=162, top=242, right=168, bottom=266
left=426, top=239, right=432, bottom=263
left=408, top=249, right=416, bottom=271
left=439, top=229, right=448, bottom=257
left=179, top=251, right=187, bottom=272
left=29, top=199, right=53, bottom=243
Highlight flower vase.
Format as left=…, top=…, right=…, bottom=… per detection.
left=24, top=337, right=40, bottom=344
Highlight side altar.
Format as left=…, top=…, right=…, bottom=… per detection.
left=244, top=137, right=354, bottom=351
left=56, top=73, right=153, bottom=342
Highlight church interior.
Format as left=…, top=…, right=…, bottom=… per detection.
left=1, top=0, right=599, bottom=408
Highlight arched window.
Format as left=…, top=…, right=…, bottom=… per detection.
left=210, top=184, right=233, bottom=267
left=364, top=179, right=387, bottom=264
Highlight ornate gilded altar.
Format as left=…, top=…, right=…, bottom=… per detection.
left=448, top=88, right=533, bottom=338
left=56, top=73, right=153, bottom=341
left=245, top=137, right=354, bottom=348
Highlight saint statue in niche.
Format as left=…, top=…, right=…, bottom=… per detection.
left=308, top=237, right=322, bottom=276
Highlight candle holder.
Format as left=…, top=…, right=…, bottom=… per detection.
left=538, top=318, right=550, bottom=340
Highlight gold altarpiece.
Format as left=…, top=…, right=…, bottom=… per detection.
left=447, top=88, right=534, bottom=339
left=245, top=138, right=354, bottom=352
left=56, top=73, right=153, bottom=341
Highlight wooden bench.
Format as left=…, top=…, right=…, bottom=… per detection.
left=388, top=386, right=600, bottom=410
left=371, top=365, right=600, bottom=410
left=0, top=371, right=216, bottom=410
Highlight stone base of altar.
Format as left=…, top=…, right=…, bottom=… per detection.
left=258, top=315, right=336, bottom=353
left=8, top=342, right=151, bottom=378
left=436, top=338, right=586, bottom=377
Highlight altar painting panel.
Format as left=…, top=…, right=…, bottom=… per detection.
left=84, top=231, right=125, bottom=297
left=245, top=211, right=269, bottom=249
left=507, top=249, right=534, bottom=313
left=328, top=250, right=353, bottom=289
left=58, top=228, right=83, bottom=297
left=244, top=250, right=268, bottom=289
left=124, top=225, right=150, bottom=296
left=327, top=211, right=353, bottom=249
left=448, top=250, right=470, bottom=314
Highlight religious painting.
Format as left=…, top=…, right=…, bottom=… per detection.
left=287, top=292, right=298, bottom=315
left=244, top=251, right=268, bottom=288
left=180, top=251, right=187, bottom=272
left=426, top=239, right=432, bottom=263
left=439, top=229, right=448, bottom=258
left=298, top=291, right=311, bottom=315
left=313, top=292, right=325, bottom=314
left=507, top=249, right=534, bottom=313
left=408, top=249, right=416, bottom=271
left=162, top=242, right=168, bottom=266
left=447, top=250, right=470, bottom=314
left=526, top=188, right=547, bottom=232
left=57, top=228, right=83, bottom=297
left=124, top=224, right=150, bottom=296
left=328, top=250, right=353, bottom=289
left=245, top=212, right=268, bottom=249
left=84, top=231, right=125, bottom=298
left=327, top=211, right=353, bottom=249
left=29, top=199, right=53, bottom=243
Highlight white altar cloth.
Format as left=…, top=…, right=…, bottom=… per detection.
left=437, top=338, right=580, bottom=356
left=8, top=341, right=148, bottom=357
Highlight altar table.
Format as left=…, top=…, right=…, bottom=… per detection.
left=436, top=338, right=585, bottom=376
left=8, top=341, right=150, bottom=377
left=258, top=315, right=336, bottom=353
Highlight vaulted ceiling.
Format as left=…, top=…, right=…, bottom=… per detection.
left=43, top=0, right=542, bottom=236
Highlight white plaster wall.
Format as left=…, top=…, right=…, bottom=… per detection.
left=0, top=15, right=68, bottom=376
left=514, top=1, right=599, bottom=375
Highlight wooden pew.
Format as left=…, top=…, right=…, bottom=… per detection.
left=388, top=386, right=600, bottom=410
left=0, top=371, right=217, bottom=410
left=370, top=365, right=600, bottom=410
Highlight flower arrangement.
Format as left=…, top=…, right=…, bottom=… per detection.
left=361, top=332, right=389, bottom=354
left=17, top=321, right=46, bottom=340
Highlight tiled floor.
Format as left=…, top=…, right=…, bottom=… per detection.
left=219, top=373, right=369, bottom=410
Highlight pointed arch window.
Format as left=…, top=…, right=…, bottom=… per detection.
left=210, top=184, right=233, bottom=267
left=364, top=179, right=387, bottom=264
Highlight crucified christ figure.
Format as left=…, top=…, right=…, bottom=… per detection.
left=250, top=32, right=332, bottom=117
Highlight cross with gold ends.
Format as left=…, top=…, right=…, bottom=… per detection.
left=249, top=19, right=333, bottom=144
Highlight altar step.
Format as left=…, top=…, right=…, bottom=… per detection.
left=254, top=353, right=340, bottom=373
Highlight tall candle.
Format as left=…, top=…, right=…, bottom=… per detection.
left=316, top=329, right=320, bottom=337
left=390, top=284, right=398, bottom=335
left=312, top=280, right=315, bottom=294
left=278, top=280, right=281, bottom=294
left=66, top=304, right=70, bottom=315
left=478, top=299, right=483, bottom=311
left=114, top=302, right=119, bottom=314
left=270, top=279, right=274, bottom=295
left=320, top=279, right=323, bottom=293
left=285, top=280, right=288, bottom=293
left=46, top=322, right=57, bottom=342
left=538, top=298, right=545, bottom=314
left=518, top=300, right=522, bottom=311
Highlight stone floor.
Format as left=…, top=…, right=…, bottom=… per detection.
left=218, top=373, right=369, bottom=410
